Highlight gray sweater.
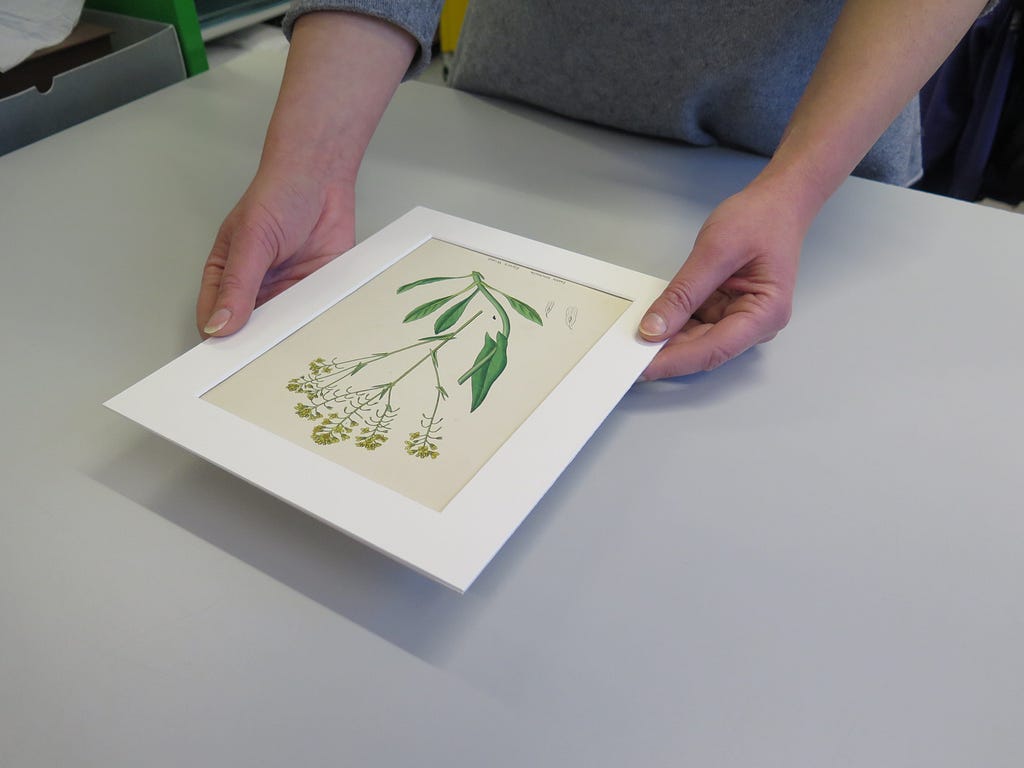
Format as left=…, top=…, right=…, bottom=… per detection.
left=283, top=1, right=923, bottom=184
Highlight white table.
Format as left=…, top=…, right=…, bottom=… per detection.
left=2, top=48, right=1022, bottom=767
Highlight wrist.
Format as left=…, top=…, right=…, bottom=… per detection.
left=259, top=122, right=361, bottom=188
left=258, top=11, right=417, bottom=186
left=749, top=148, right=838, bottom=231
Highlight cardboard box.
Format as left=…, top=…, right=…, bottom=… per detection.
left=0, top=22, right=114, bottom=100
left=0, top=9, right=186, bottom=156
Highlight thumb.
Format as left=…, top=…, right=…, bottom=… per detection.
left=639, top=245, right=731, bottom=341
left=197, top=221, right=278, bottom=338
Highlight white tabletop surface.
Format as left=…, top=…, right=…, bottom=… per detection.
left=2, top=48, right=1022, bottom=767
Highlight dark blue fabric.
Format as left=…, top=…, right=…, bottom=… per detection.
left=918, top=0, right=1021, bottom=200
left=985, top=7, right=1024, bottom=203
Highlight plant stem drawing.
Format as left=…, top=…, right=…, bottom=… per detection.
left=287, top=271, right=543, bottom=460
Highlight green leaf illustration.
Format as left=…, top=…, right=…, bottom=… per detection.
left=469, top=331, right=508, bottom=412
left=403, top=294, right=457, bottom=323
left=457, top=335, right=495, bottom=385
left=396, top=276, right=463, bottom=294
left=503, top=293, right=543, bottom=326
left=434, top=290, right=478, bottom=334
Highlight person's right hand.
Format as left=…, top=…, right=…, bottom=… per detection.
left=194, top=10, right=419, bottom=337
left=196, top=168, right=355, bottom=337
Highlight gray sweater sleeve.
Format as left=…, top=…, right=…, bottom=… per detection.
left=282, top=1, right=444, bottom=78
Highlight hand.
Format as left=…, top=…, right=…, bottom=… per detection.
left=634, top=0, right=989, bottom=377
left=196, top=169, right=355, bottom=337
left=638, top=181, right=807, bottom=379
left=195, top=10, right=418, bottom=338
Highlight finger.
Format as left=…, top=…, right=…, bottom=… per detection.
left=198, top=220, right=278, bottom=337
left=641, top=309, right=767, bottom=380
left=196, top=223, right=230, bottom=336
left=255, top=251, right=338, bottom=306
left=662, top=319, right=715, bottom=348
left=639, top=246, right=741, bottom=342
left=635, top=321, right=713, bottom=382
left=689, top=289, right=733, bottom=325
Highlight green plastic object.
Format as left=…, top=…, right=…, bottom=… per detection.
left=85, top=0, right=209, bottom=76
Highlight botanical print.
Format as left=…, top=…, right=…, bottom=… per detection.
left=202, top=239, right=631, bottom=512
left=285, top=270, right=544, bottom=459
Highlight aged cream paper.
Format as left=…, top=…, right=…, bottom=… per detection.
left=203, top=239, right=631, bottom=511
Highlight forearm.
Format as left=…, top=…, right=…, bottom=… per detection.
left=758, top=0, right=990, bottom=223
left=259, top=11, right=418, bottom=185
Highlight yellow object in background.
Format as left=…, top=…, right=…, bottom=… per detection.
left=439, top=0, right=468, bottom=54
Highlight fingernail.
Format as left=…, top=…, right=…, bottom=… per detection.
left=640, top=312, right=666, bottom=337
left=203, top=307, right=231, bottom=335
left=635, top=374, right=649, bottom=384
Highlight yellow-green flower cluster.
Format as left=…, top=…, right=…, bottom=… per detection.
left=294, top=403, right=321, bottom=420
left=404, top=431, right=440, bottom=459
left=311, top=416, right=355, bottom=445
left=355, top=428, right=389, bottom=451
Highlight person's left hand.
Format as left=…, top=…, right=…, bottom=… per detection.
left=638, top=178, right=811, bottom=379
